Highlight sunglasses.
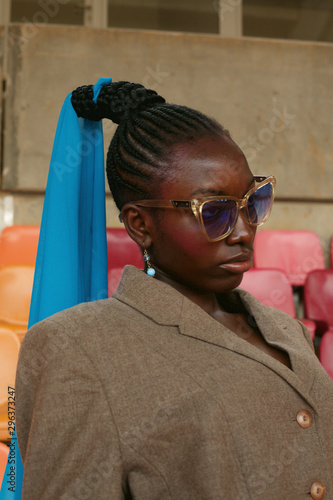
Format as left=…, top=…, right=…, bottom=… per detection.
left=120, top=175, right=276, bottom=242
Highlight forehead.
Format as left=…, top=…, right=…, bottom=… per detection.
left=159, top=134, right=254, bottom=199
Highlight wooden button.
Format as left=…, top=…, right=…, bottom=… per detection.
left=310, top=482, right=326, bottom=499
left=296, top=409, right=313, bottom=428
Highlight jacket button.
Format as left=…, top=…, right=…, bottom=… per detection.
left=310, top=482, right=326, bottom=499
left=296, top=409, right=313, bottom=428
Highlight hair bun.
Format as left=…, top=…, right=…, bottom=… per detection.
left=71, top=85, right=103, bottom=122
left=71, top=81, right=166, bottom=124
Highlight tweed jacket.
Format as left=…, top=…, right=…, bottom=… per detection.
left=16, top=265, right=333, bottom=500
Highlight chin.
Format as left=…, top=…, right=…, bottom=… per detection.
left=214, top=273, right=244, bottom=293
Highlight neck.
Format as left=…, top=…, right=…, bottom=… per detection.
left=153, top=266, right=225, bottom=316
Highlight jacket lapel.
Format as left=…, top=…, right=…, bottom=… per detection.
left=178, top=291, right=318, bottom=409
left=115, top=266, right=318, bottom=409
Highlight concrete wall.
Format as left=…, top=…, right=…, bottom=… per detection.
left=0, top=25, right=332, bottom=261
left=0, top=25, right=3, bottom=167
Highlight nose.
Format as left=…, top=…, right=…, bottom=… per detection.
left=226, top=207, right=255, bottom=246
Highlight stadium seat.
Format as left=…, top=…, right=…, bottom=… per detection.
left=106, top=228, right=143, bottom=296
left=331, top=236, right=333, bottom=268
left=106, top=228, right=143, bottom=271
left=240, top=268, right=315, bottom=339
left=0, top=328, right=20, bottom=443
left=0, top=266, right=35, bottom=342
left=304, top=269, right=333, bottom=335
left=106, top=228, right=142, bottom=296
left=253, top=230, right=325, bottom=286
left=0, top=226, right=39, bottom=268
left=108, top=267, right=125, bottom=296
left=0, top=442, right=9, bottom=486
left=319, top=330, right=333, bottom=382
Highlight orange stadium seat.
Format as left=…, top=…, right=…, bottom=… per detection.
left=0, top=266, right=35, bottom=342
left=253, top=230, right=325, bottom=286
left=240, top=268, right=315, bottom=339
left=0, top=442, right=9, bottom=486
left=0, top=328, right=20, bottom=443
left=0, top=226, right=39, bottom=268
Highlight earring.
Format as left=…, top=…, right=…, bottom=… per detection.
left=143, top=249, right=156, bottom=277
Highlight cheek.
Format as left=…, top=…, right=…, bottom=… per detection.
left=155, top=211, right=209, bottom=258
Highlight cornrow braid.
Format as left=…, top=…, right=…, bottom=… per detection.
left=71, top=81, right=228, bottom=210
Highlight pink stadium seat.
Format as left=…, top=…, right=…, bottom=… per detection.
left=240, top=268, right=315, bottom=339
left=0, top=226, right=39, bottom=268
left=108, top=267, right=125, bottom=296
left=253, top=230, right=325, bottom=286
left=319, top=330, right=333, bottom=381
left=304, top=269, right=333, bottom=335
left=241, top=269, right=294, bottom=314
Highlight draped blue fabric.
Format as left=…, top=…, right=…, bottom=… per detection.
left=0, top=78, right=111, bottom=499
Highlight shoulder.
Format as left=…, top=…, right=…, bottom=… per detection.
left=21, top=296, right=142, bottom=360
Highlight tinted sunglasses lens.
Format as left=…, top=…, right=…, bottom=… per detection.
left=202, top=199, right=238, bottom=240
left=247, top=182, right=273, bottom=225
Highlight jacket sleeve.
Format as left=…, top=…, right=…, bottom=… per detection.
left=15, top=319, right=124, bottom=500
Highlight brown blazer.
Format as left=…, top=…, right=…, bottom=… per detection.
left=16, top=266, right=333, bottom=499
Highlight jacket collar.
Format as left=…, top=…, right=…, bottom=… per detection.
left=113, top=265, right=185, bottom=326
left=114, top=265, right=246, bottom=327
left=113, top=266, right=317, bottom=407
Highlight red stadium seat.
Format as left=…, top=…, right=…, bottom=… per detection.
left=331, top=236, right=333, bottom=268
left=253, top=230, right=325, bottom=286
left=106, top=228, right=143, bottom=296
left=106, top=228, right=143, bottom=270
left=319, top=330, right=333, bottom=381
left=0, top=226, right=39, bottom=268
left=240, top=268, right=315, bottom=339
left=304, top=269, right=333, bottom=335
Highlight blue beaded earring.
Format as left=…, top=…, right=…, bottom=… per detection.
left=143, top=249, right=156, bottom=277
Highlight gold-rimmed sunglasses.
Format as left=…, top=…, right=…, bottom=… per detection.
left=120, top=175, right=276, bottom=242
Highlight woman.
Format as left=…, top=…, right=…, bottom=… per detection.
left=16, top=81, right=333, bottom=499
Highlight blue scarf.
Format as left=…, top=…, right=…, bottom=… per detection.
left=0, top=78, right=111, bottom=499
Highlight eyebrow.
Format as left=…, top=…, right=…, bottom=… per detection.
left=190, top=177, right=255, bottom=197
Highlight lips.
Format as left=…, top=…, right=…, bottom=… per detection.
left=218, top=252, right=254, bottom=273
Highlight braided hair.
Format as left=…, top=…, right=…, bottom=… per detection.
left=71, top=81, right=228, bottom=210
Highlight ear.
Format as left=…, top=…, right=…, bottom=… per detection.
left=121, top=204, right=153, bottom=250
